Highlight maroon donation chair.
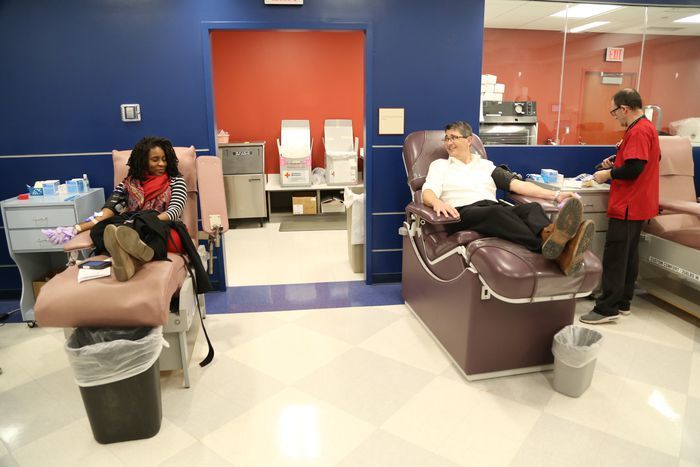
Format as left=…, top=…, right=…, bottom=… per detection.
left=400, top=131, right=602, bottom=380
left=638, top=135, right=700, bottom=318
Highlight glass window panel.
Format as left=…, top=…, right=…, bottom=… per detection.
left=559, top=4, right=647, bottom=145
left=482, top=0, right=568, bottom=145
left=640, top=6, right=700, bottom=146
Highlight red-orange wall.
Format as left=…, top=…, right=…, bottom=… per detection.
left=483, top=29, right=700, bottom=144
left=211, top=30, right=365, bottom=174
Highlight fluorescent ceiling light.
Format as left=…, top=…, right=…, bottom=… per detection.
left=569, top=21, right=610, bottom=33
left=551, top=4, right=622, bottom=18
left=673, top=13, right=700, bottom=23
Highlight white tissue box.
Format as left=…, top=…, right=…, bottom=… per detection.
left=541, top=169, right=558, bottom=184
left=66, top=179, right=86, bottom=193
left=42, top=180, right=60, bottom=196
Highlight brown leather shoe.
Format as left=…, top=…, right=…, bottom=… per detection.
left=556, top=219, right=595, bottom=275
left=103, top=224, right=136, bottom=281
left=115, top=225, right=154, bottom=262
left=541, top=197, right=583, bottom=259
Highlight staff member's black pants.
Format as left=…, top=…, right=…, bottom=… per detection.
left=446, top=200, right=551, bottom=252
left=594, top=218, right=645, bottom=316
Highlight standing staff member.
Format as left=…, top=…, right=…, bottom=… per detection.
left=580, top=88, right=660, bottom=324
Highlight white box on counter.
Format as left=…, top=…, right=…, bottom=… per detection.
left=482, top=92, right=504, bottom=101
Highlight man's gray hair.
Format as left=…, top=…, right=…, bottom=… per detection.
left=445, top=121, right=473, bottom=137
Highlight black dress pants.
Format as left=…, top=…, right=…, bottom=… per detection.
left=446, top=200, right=551, bottom=251
left=594, top=218, right=645, bottom=316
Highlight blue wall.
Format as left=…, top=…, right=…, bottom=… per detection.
left=0, top=0, right=697, bottom=289
left=0, top=0, right=483, bottom=288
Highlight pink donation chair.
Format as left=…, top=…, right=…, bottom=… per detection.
left=399, top=131, right=602, bottom=380
left=638, top=135, right=700, bottom=319
left=34, top=146, right=229, bottom=387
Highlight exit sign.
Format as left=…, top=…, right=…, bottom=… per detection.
left=605, top=47, right=624, bottom=62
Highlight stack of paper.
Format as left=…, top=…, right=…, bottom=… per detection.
left=77, top=267, right=111, bottom=283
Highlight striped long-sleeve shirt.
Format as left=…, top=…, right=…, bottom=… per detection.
left=111, top=176, right=187, bottom=221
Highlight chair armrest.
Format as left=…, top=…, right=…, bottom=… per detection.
left=659, top=200, right=700, bottom=216
left=508, top=194, right=558, bottom=213
left=406, top=202, right=460, bottom=224
left=63, top=231, right=94, bottom=252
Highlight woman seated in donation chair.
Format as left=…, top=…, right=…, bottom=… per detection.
left=44, top=136, right=210, bottom=288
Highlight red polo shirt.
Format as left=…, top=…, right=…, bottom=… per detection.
left=608, top=117, right=660, bottom=220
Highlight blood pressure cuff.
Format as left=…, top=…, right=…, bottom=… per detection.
left=491, top=165, right=522, bottom=191
left=103, top=190, right=128, bottom=214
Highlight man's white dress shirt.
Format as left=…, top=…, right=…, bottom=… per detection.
left=422, top=153, right=497, bottom=208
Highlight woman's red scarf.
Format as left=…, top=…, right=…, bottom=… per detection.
left=124, top=174, right=171, bottom=213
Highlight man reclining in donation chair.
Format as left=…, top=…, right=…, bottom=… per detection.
left=423, top=121, right=594, bottom=275
left=42, top=136, right=211, bottom=289
left=401, top=124, right=601, bottom=380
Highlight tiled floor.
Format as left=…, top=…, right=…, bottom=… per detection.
left=1, top=228, right=699, bottom=466
left=223, top=222, right=363, bottom=287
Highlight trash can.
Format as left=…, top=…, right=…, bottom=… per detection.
left=551, top=325, right=604, bottom=397
left=65, top=326, right=166, bottom=444
left=344, top=186, right=365, bottom=273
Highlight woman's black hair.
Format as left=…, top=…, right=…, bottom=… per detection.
left=127, top=136, right=181, bottom=180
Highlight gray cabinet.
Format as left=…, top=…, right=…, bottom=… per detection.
left=1, top=189, right=105, bottom=322
left=224, top=174, right=266, bottom=219
left=218, top=142, right=267, bottom=225
left=575, top=188, right=610, bottom=261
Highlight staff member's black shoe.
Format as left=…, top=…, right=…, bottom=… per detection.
left=579, top=311, right=619, bottom=324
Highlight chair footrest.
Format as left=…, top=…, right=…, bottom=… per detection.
left=35, top=253, right=188, bottom=327
left=466, top=238, right=602, bottom=300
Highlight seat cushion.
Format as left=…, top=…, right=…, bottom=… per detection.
left=35, top=253, right=188, bottom=327
left=645, top=214, right=700, bottom=249
left=423, top=230, right=484, bottom=260
left=465, top=238, right=601, bottom=300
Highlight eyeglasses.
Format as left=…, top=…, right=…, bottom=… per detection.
left=443, top=135, right=469, bottom=142
left=609, top=106, right=623, bottom=116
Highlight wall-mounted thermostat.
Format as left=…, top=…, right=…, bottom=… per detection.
left=120, top=104, right=141, bottom=122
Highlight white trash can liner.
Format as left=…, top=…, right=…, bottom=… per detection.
left=65, top=326, right=168, bottom=387
left=552, top=325, right=603, bottom=368
left=343, top=187, right=365, bottom=245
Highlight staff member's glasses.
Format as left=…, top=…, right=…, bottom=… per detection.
left=609, top=105, right=625, bottom=116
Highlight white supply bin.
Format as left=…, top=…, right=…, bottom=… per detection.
left=324, top=119, right=359, bottom=186
left=344, top=186, right=365, bottom=273
left=277, top=120, right=312, bottom=187
left=669, top=118, right=700, bottom=144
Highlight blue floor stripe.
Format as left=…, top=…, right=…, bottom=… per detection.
left=205, top=280, right=404, bottom=314
left=0, top=281, right=404, bottom=324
